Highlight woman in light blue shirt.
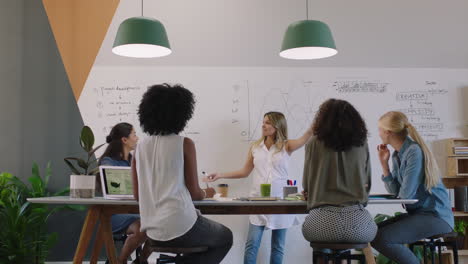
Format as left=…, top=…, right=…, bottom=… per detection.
left=371, top=111, right=454, bottom=264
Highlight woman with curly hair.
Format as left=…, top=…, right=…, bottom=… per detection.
left=371, top=111, right=453, bottom=264
left=132, top=83, right=233, bottom=264
left=204, top=111, right=314, bottom=264
left=302, top=99, right=377, bottom=245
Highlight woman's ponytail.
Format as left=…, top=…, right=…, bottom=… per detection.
left=406, top=123, right=440, bottom=192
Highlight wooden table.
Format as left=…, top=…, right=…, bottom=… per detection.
left=28, top=196, right=417, bottom=264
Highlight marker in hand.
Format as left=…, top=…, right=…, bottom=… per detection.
left=202, top=171, right=209, bottom=188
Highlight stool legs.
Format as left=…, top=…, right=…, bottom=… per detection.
left=313, top=252, right=366, bottom=264
left=423, top=245, right=427, bottom=264
left=453, top=242, right=459, bottom=264
left=430, top=243, right=436, bottom=264
left=438, top=243, right=442, bottom=264
left=410, top=240, right=460, bottom=264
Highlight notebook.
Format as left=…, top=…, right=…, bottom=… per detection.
left=369, top=193, right=397, bottom=199
left=99, top=166, right=135, bottom=200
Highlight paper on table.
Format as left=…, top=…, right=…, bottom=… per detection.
left=213, top=193, right=233, bottom=201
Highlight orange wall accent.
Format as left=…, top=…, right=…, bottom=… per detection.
left=43, top=0, right=120, bottom=101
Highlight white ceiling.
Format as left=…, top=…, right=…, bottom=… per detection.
left=94, top=0, right=468, bottom=68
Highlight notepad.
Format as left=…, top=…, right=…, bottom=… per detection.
left=369, top=193, right=397, bottom=199
left=247, top=197, right=279, bottom=201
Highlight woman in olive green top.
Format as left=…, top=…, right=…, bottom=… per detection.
left=302, top=99, right=377, bottom=243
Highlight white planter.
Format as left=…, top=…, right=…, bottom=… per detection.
left=70, top=175, right=95, bottom=198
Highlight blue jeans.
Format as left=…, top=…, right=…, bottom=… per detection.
left=244, top=223, right=287, bottom=264
left=371, top=213, right=453, bottom=264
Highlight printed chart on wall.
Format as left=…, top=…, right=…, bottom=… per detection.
left=79, top=67, right=468, bottom=194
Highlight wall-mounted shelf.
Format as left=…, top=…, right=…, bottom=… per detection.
left=442, top=177, right=468, bottom=189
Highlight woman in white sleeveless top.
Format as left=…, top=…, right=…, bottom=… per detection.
left=131, top=84, right=233, bottom=264
left=204, top=112, right=313, bottom=264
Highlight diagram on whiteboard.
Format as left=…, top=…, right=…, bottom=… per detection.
left=231, top=80, right=330, bottom=142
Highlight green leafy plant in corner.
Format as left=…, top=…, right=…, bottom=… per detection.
left=64, top=125, right=104, bottom=175
left=0, top=163, right=82, bottom=264
left=454, top=219, right=468, bottom=236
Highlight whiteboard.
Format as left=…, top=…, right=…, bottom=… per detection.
left=79, top=66, right=468, bottom=195
left=79, top=66, right=468, bottom=263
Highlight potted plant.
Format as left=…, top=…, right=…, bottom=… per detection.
left=64, top=126, right=104, bottom=198
left=450, top=219, right=467, bottom=249
left=0, top=163, right=82, bottom=263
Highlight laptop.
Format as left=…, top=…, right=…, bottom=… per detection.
left=99, top=166, right=135, bottom=200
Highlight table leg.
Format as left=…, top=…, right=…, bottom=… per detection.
left=101, top=211, right=118, bottom=264
left=363, top=243, right=376, bottom=264
left=89, top=221, right=105, bottom=264
left=73, top=205, right=101, bottom=264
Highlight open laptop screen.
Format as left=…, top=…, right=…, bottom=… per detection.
left=99, top=166, right=134, bottom=199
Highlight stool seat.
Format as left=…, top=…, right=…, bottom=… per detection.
left=310, top=242, right=367, bottom=263
left=427, top=231, right=458, bottom=239
left=150, top=246, right=209, bottom=254
left=409, top=232, right=459, bottom=264
left=310, top=242, right=368, bottom=250
left=148, top=243, right=209, bottom=264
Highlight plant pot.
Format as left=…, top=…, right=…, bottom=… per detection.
left=70, top=175, right=95, bottom=198
left=445, top=234, right=465, bottom=249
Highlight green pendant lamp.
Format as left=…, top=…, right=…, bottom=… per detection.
left=280, top=0, right=337, bottom=60
left=112, top=0, right=171, bottom=58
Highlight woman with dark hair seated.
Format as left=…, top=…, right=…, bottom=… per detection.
left=131, top=83, right=233, bottom=264
left=302, top=99, right=377, bottom=245
left=99, top=122, right=149, bottom=264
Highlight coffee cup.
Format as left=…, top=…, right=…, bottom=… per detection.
left=217, top=183, right=229, bottom=197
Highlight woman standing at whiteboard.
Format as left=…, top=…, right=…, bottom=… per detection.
left=371, top=111, right=453, bottom=264
left=204, top=111, right=313, bottom=264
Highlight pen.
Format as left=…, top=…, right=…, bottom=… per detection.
left=202, top=171, right=209, bottom=188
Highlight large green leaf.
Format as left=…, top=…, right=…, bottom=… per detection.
left=44, top=162, right=52, bottom=189
left=63, top=158, right=82, bottom=175
left=28, top=175, right=44, bottom=197
left=89, top=143, right=105, bottom=158
left=80, top=126, right=95, bottom=152
left=31, top=163, right=40, bottom=179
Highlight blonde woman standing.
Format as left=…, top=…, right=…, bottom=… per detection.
left=205, top=111, right=313, bottom=264
left=371, top=111, right=454, bottom=264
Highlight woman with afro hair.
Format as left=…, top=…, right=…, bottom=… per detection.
left=132, top=83, right=233, bottom=264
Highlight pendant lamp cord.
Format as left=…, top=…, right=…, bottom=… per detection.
left=306, top=0, right=309, bottom=20
left=141, top=0, right=144, bottom=16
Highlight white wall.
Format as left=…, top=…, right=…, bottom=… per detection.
left=96, top=0, right=468, bottom=68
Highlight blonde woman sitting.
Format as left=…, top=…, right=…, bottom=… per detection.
left=371, top=111, right=454, bottom=264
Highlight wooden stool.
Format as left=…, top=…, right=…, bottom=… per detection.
left=409, top=232, right=459, bottom=264
left=310, top=243, right=368, bottom=264
left=150, top=245, right=209, bottom=264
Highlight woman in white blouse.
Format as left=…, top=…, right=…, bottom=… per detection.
left=204, top=111, right=313, bottom=264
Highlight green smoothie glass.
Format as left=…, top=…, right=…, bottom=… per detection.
left=260, top=183, right=271, bottom=197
